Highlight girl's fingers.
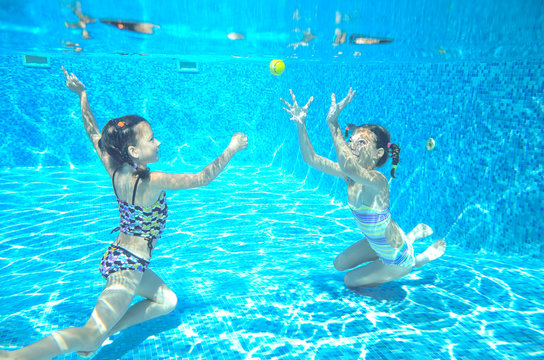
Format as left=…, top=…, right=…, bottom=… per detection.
left=280, top=98, right=291, bottom=107
left=303, top=96, right=313, bottom=110
left=348, top=88, right=356, bottom=101
left=338, top=89, right=355, bottom=109
left=289, top=89, right=298, bottom=106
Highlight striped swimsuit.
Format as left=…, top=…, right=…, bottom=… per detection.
left=350, top=204, right=415, bottom=269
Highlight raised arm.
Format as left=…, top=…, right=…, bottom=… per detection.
left=62, top=67, right=100, bottom=144
left=325, top=89, right=384, bottom=188
left=281, top=90, right=345, bottom=179
left=152, top=133, right=248, bottom=191
left=62, top=67, right=116, bottom=174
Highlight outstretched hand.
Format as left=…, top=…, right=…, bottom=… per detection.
left=62, top=66, right=85, bottom=95
left=229, top=132, right=248, bottom=153
left=280, top=89, right=314, bottom=125
left=327, top=88, right=356, bottom=123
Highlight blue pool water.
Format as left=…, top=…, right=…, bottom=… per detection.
left=1, top=0, right=543, bottom=359
left=1, top=166, right=543, bottom=359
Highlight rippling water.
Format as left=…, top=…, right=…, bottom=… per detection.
left=0, top=165, right=542, bottom=359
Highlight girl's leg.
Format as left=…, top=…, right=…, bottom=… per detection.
left=334, top=238, right=379, bottom=271
left=8, top=270, right=142, bottom=360
left=343, top=260, right=412, bottom=288
left=344, top=239, right=447, bottom=287
left=77, top=269, right=177, bottom=357
left=405, top=223, right=446, bottom=267
left=108, top=268, right=177, bottom=334
left=406, top=223, right=433, bottom=245
left=415, top=239, right=447, bottom=268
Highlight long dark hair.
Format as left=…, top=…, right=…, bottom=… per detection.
left=344, top=123, right=400, bottom=178
left=98, top=115, right=151, bottom=179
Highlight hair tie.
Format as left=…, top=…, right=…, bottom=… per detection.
left=117, top=121, right=125, bottom=128
left=387, top=142, right=392, bottom=148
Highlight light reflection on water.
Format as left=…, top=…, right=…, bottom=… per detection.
left=0, top=165, right=542, bottom=359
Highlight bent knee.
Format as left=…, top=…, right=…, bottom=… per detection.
left=162, top=288, right=178, bottom=313
left=333, top=255, right=349, bottom=272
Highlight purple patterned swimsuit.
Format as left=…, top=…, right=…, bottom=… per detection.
left=100, top=245, right=150, bottom=278
left=100, top=169, right=168, bottom=279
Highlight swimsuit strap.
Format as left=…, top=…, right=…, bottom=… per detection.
left=132, top=175, right=141, bottom=205
left=112, top=167, right=141, bottom=204
left=112, top=167, right=121, bottom=199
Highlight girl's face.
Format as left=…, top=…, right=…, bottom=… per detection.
left=348, top=129, right=383, bottom=166
left=130, top=121, right=161, bottom=165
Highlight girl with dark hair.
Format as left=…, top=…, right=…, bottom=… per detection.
left=0, top=68, right=247, bottom=360
left=281, top=89, right=445, bottom=288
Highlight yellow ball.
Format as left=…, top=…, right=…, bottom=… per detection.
left=269, top=59, right=285, bottom=75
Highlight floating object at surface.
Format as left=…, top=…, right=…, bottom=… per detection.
left=100, top=19, right=159, bottom=34
left=227, top=32, right=245, bottom=40
left=349, top=34, right=393, bottom=45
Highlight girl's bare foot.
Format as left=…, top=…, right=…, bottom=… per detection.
left=77, top=350, right=95, bottom=357
left=76, top=341, right=102, bottom=357
left=406, top=223, right=433, bottom=245
left=414, top=238, right=446, bottom=268
left=76, top=333, right=116, bottom=357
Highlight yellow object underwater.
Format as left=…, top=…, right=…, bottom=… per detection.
left=426, top=138, right=435, bottom=150
left=269, top=59, right=285, bottom=75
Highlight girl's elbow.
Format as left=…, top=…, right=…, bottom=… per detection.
left=196, top=172, right=212, bottom=187
left=302, top=153, right=318, bottom=167
left=302, top=157, right=314, bottom=167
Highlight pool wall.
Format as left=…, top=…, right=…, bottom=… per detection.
left=0, top=54, right=542, bottom=259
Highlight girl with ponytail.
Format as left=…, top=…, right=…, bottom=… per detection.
left=344, top=123, right=400, bottom=178
left=281, top=88, right=446, bottom=289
